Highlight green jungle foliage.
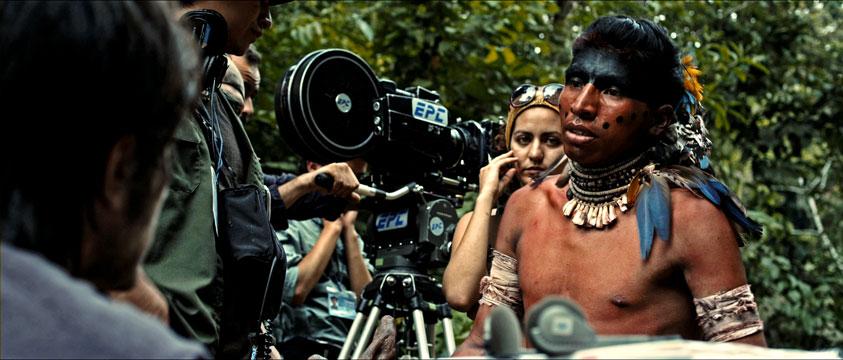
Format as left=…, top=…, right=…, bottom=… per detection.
left=248, top=0, right=843, bottom=350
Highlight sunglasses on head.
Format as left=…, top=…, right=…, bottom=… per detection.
left=509, top=83, right=564, bottom=108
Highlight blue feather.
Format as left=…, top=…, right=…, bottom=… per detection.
left=636, top=183, right=655, bottom=260
left=708, top=178, right=729, bottom=196
left=700, top=156, right=711, bottom=170
left=660, top=165, right=763, bottom=246
left=649, top=176, right=672, bottom=242
left=723, top=198, right=763, bottom=238
left=695, top=178, right=721, bottom=205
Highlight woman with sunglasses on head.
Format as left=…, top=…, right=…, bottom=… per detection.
left=443, top=84, right=567, bottom=315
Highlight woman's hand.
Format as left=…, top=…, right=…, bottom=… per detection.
left=477, top=150, right=518, bottom=202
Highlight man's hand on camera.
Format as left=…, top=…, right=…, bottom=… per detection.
left=312, top=162, right=361, bottom=201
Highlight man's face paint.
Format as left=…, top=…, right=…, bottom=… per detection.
left=559, top=48, right=654, bottom=167
left=564, top=48, right=648, bottom=103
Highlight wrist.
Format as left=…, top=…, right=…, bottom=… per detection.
left=297, top=172, right=319, bottom=192
left=342, top=225, right=358, bottom=238
left=474, top=192, right=496, bottom=208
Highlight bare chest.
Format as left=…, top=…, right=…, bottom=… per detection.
left=516, top=211, right=693, bottom=334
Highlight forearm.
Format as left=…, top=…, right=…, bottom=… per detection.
left=277, top=172, right=317, bottom=210
left=452, top=315, right=488, bottom=357
left=343, top=232, right=372, bottom=297
left=292, top=230, right=338, bottom=304
left=443, top=194, right=495, bottom=310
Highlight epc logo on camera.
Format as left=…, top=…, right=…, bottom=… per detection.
left=411, top=98, right=448, bottom=126
left=375, top=209, right=409, bottom=232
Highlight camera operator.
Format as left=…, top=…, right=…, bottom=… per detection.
left=0, top=1, right=207, bottom=357
left=273, top=159, right=374, bottom=360
left=218, top=52, right=360, bottom=228
left=116, top=1, right=362, bottom=358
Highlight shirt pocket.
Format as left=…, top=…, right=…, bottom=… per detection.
left=169, top=120, right=205, bottom=194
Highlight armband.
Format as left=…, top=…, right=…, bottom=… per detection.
left=694, top=284, right=764, bottom=342
left=479, top=250, right=522, bottom=316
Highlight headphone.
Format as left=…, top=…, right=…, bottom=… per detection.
left=180, top=9, right=229, bottom=92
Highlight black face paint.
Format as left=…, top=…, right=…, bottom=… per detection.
left=564, top=48, right=648, bottom=103
left=630, top=112, right=637, bottom=122
left=602, top=122, right=610, bottom=129
left=616, top=116, right=624, bottom=124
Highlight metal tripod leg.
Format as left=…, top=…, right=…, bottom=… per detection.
left=412, top=309, right=430, bottom=359
left=338, top=312, right=367, bottom=359
left=350, top=306, right=381, bottom=359
left=442, top=317, right=456, bottom=356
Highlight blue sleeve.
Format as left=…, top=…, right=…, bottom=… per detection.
left=263, top=172, right=348, bottom=225
left=277, top=227, right=303, bottom=305
left=264, top=173, right=297, bottom=230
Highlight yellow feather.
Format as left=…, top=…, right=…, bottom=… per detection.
left=682, top=55, right=704, bottom=102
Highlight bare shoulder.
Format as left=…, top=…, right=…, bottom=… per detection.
left=670, top=189, right=733, bottom=235
left=668, top=188, right=742, bottom=264
left=506, top=175, right=566, bottom=211
left=495, top=175, right=566, bottom=254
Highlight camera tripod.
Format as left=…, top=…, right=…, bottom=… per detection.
left=339, top=266, right=456, bottom=359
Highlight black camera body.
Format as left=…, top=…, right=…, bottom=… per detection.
left=275, top=48, right=500, bottom=272
left=366, top=80, right=499, bottom=196
left=275, top=48, right=500, bottom=198
left=364, top=194, right=457, bottom=271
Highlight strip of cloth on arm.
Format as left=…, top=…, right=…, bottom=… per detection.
left=694, top=284, right=764, bottom=342
left=479, top=250, right=522, bottom=316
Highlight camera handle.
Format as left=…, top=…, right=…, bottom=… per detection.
left=314, top=173, right=421, bottom=200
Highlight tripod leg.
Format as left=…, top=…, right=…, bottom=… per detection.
left=442, top=317, right=456, bottom=356
left=412, top=309, right=431, bottom=359
left=350, top=306, right=381, bottom=359
left=339, top=312, right=367, bottom=359
left=425, top=324, right=436, bottom=358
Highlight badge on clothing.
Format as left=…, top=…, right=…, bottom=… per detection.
left=328, top=288, right=357, bottom=320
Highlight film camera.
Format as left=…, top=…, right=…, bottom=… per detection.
left=275, top=48, right=500, bottom=357
left=275, top=48, right=501, bottom=272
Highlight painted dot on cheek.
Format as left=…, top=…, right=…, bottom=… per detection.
left=616, top=116, right=624, bottom=124
left=602, top=122, right=610, bottom=129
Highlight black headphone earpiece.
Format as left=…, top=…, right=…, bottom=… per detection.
left=180, top=9, right=229, bottom=92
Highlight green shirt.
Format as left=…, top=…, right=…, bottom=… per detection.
left=143, top=92, right=267, bottom=350
left=276, top=218, right=373, bottom=348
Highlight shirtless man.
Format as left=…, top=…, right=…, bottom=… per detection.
left=454, top=16, right=766, bottom=356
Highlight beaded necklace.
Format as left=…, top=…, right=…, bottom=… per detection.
left=562, top=153, right=649, bottom=228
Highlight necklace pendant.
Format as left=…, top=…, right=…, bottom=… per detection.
left=562, top=198, right=578, bottom=217
left=564, top=157, right=651, bottom=230
left=572, top=205, right=587, bottom=226
left=595, top=205, right=605, bottom=229
left=608, top=204, right=617, bottom=222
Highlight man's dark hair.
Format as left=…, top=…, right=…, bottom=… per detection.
left=244, top=45, right=263, bottom=66
left=573, top=15, right=684, bottom=109
left=0, top=1, right=199, bottom=270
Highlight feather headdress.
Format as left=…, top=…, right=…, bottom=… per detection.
left=627, top=164, right=763, bottom=259
left=628, top=56, right=760, bottom=259
left=650, top=55, right=713, bottom=171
